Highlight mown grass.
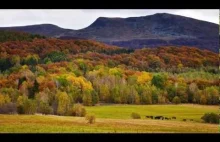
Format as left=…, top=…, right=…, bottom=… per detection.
left=0, top=104, right=219, bottom=133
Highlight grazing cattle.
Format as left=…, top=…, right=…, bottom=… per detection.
left=155, top=116, right=164, bottom=120
left=146, top=116, right=154, bottom=119
left=165, top=117, right=168, bottom=120
left=183, top=119, right=186, bottom=121
left=190, top=119, right=193, bottom=121
left=172, top=117, right=176, bottom=119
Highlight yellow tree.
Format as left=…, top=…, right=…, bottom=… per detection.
left=0, top=94, right=11, bottom=106
left=137, top=72, right=152, bottom=85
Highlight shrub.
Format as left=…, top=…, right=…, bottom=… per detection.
left=70, top=103, right=86, bottom=117
left=131, top=112, right=141, bottom=119
left=172, top=96, right=181, bottom=104
left=201, top=113, right=219, bottom=124
left=38, top=102, right=53, bottom=115
left=85, top=114, right=96, bottom=124
left=0, top=103, right=17, bottom=114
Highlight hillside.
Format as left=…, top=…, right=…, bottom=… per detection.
left=0, top=13, right=218, bottom=52
left=0, top=24, right=69, bottom=37
left=0, top=34, right=219, bottom=119
left=0, top=38, right=218, bottom=70
left=0, top=30, right=46, bottom=42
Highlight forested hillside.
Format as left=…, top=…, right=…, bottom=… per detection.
left=0, top=30, right=46, bottom=43
left=0, top=36, right=219, bottom=116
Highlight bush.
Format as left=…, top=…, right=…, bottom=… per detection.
left=172, top=96, right=181, bottom=104
left=201, top=113, right=219, bottom=124
left=0, top=103, right=17, bottom=114
left=38, top=102, right=53, bottom=115
left=70, top=103, right=86, bottom=117
left=131, top=112, right=141, bottom=119
left=85, top=114, right=96, bottom=124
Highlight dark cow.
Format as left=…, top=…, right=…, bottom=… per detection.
left=150, top=116, right=153, bottom=119
left=154, top=116, right=163, bottom=120
left=183, top=119, right=187, bottom=121
left=146, top=116, right=150, bottom=118
left=172, top=117, right=176, bottom=119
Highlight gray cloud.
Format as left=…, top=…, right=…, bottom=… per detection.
left=0, top=9, right=219, bottom=30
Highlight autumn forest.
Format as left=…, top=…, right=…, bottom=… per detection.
left=0, top=30, right=218, bottom=117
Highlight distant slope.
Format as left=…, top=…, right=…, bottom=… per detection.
left=0, top=38, right=218, bottom=69
left=0, top=13, right=218, bottom=52
left=0, top=24, right=71, bottom=37
left=0, top=30, right=46, bottom=42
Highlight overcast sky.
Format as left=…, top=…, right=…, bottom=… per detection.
left=0, top=9, right=219, bottom=30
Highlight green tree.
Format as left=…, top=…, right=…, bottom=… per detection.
left=99, top=85, right=110, bottom=102
left=200, top=95, right=207, bottom=105
left=17, top=96, right=37, bottom=114
left=46, top=51, right=67, bottom=62
left=79, top=61, right=88, bottom=75
left=10, top=55, right=20, bottom=66
left=188, top=83, right=199, bottom=103
left=24, top=54, right=39, bottom=66
left=172, top=96, right=181, bottom=104
left=38, top=101, right=53, bottom=115
left=91, top=90, right=99, bottom=105
left=151, top=74, right=167, bottom=89
left=56, top=92, right=71, bottom=116
left=203, top=86, right=219, bottom=105
left=0, top=57, right=13, bottom=71
left=83, top=90, right=92, bottom=106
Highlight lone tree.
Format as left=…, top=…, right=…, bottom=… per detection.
left=172, top=96, right=181, bottom=104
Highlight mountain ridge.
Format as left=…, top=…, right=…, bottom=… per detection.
left=0, top=13, right=218, bottom=52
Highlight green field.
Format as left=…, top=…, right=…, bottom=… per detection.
left=0, top=104, right=219, bottom=133
left=86, top=104, right=219, bottom=122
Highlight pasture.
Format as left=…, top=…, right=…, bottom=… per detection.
left=0, top=104, right=219, bottom=133
left=86, top=104, right=219, bottom=122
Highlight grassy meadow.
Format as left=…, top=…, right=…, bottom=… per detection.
left=85, top=104, right=219, bottom=122
left=0, top=104, right=219, bottom=133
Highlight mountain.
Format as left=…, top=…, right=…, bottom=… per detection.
left=0, top=24, right=70, bottom=37
left=0, top=13, right=218, bottom=52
